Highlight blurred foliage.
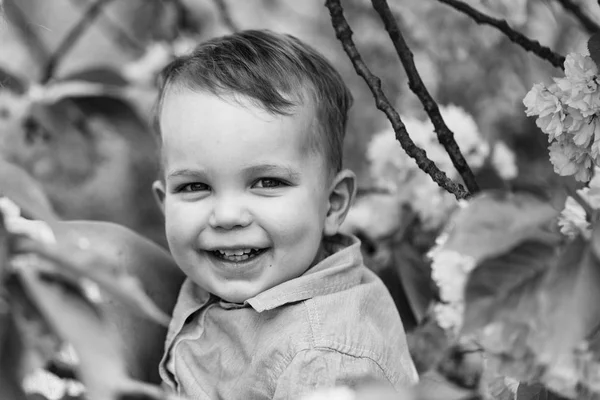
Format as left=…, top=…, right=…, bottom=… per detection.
left=2, top=1, right=600, bottom=400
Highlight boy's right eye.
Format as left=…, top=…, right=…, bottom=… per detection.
left=178, top=182, right=210, bottom=192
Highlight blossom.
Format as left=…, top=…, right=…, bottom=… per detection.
left=558, top=168, right=600, bottom=238
left=558, top=195, right=590, bottom=239
left=548, top=139, right=594, bottom=182
left=367, top=105, right=492, bottom=230
left=434, top=302, right=465, bottom=332
left=430, top=248, right=476, bottom=304
left=428, top=240, right=477, bottom=331
left=490, top=141, right=518, bottom=180
left=524, top=53, right=600, bottom=182
left=0, top=197, right=55, bottom=244
left=523, top=83, right=562, bottom=119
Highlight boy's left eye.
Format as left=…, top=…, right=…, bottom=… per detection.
left=253, top=178, right=285, bottom=189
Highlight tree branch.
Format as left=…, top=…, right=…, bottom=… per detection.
left=371, top=0, right=480, bottom=195
left=555, top=0, right=600, bottom=34
left=325, top=0, right=471, bottom=200
left=213, top=0, right=239, bottom=32
left=437, top=0, right=566, bottom=70
left=42, top=0, right=115, bottom=83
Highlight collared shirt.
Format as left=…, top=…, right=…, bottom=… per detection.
left=158, top=234, right=418, bottom=400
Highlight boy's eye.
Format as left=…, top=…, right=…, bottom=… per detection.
left=253, top=178, right=285, bottom=189
left=179, top=182, right=210, bottom=192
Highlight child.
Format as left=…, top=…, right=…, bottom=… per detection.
left=151, top=29, right=418, bottom=399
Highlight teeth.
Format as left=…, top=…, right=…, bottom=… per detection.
left=218, top=248, right=253, bottom=256
left=213, top=248, right=262, bottom=262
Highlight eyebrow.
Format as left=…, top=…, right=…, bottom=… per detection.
left=166, top=168, right=206, bottom=179
left=166, top=164, right=301, bottom=180
left=243, top=164, right=301, bottom=180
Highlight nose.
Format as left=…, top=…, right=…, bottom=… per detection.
left=208, top=193, right=252, bottom=230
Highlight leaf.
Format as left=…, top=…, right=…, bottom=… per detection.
left=415, top=370, right=475, bottom=400
left=35, top=80, right=128, bottom=105
left=407, top=316, right=450, bottom=374
left=0, top=157, right=57, bottom=221
left=16, top=266, right=130, bottom=400
left=0, top=313, right=29, bottom=400
left=393, top=242, right=434, bottom=325
left=589, top=32, right=600, bottom=69
left=16, top=234, right=171, bottom=326
left=463, top=240, right=555, bottom=333
left=0, top=65, right=27, bottom=94
left=468, top=237, right=600, bottom=397
left=60, top=67, right=128, bottom=86
left=440, top=190, right=561, bottom=263
left=516, top=383, right=570, bottom=400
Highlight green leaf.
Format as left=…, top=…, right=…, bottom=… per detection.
left=588, top=32, right=600, bottom=69
left=415, top=370, right=475, bottom=400
left=16, top=233, right=171, bottom=326
left=0, top=314, right=29, bottom=400
left=16, top=266, right=130, bottom=400
left=393, top=242, right=434, bottom=326
left=60, top=67, right=128, bottom=86
left=0, top=65, right=27, bottom=94
left=407, top=316, right=450, bottom=374
left=516, top=383, right=570, bottom=400
left=463, top=240, right=555, bottom=333
left=0, top=157, right=57, bottom=221
left=440, top=190, right=561, bottom=263
left=467, top=236, right=600, bottom=396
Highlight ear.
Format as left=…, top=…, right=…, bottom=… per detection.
left=324, top=169, right=357, bottom=236
left=152, top=180, right=166, bottom=215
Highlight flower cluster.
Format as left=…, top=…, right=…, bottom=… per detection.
left=367, top=104, right=517, bottom=229
left=558, top=167, right=600, bottom=239
left=524, top=53, right=600, bottom=182
left=427, top=234, right=477, bottom=332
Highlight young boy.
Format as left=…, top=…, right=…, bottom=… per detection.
left=151, top=29, right=418, bottom=399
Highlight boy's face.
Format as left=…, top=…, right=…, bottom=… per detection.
left=154, top=88, right=346, bottom=303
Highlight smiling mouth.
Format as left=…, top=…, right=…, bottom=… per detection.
left=209, top=248, right=267, bottom=263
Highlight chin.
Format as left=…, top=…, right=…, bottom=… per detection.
left=211, top=284, right=263, bottom=304
left=216, top=291, right=255, bottom=304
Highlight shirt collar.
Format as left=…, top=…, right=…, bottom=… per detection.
left=245, top=233, right=363, bottom=312
left=174, top=234, right=364, bottom=315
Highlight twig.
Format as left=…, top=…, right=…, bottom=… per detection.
left=437, top=0, right=566, bottom=70
left=42, top=0, right=115, bottom=83
left=213, top=0, right=239, bottom=32
left=555, top=0, right=600, bottom=34
left=371, top=0, right=480, bottom=195
left=325, top=0, right=470, bottom=200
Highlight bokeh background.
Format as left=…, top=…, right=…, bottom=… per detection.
left=0, top=0, right=598, bottom=330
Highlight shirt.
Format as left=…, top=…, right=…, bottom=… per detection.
left=158, top=234, right=418, bottom=399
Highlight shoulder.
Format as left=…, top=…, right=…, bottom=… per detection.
left=299, top=266, right=418, bottom=388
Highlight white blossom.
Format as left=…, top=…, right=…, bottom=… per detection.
left=0, top=197, right=55, bottom=244
left=558, top=168, right=600, bottom=238
left=490, top=141, right=518, bottom=180
left=524, top=53, right=600, bottom=182
left=428, top=242, right=477, bottom=331
left=558, top=195, right=590, bottom=239
left=367, top=105, right=489, bottom=230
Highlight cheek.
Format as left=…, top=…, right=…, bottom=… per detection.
left=262, top=194, right=327, bottom=244
left=163, top=200, right=205, bottom=244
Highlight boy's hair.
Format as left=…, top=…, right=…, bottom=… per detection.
left=155, top=29, right=353, bottom=173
